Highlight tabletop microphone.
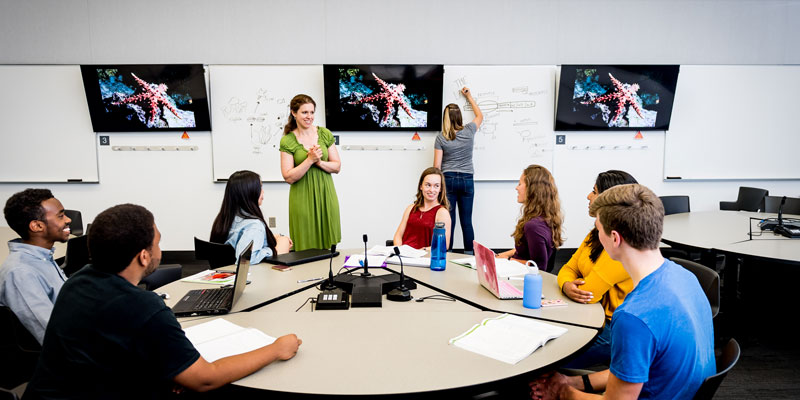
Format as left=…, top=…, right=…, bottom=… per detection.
left=387, top=246, right=412, bottom=302
left=361, top=233, right=371, bottom=277
left=322, top=243, right=338, bottom=291
left=778, top=196, right=787, bottom=226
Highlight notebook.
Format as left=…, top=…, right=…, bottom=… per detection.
left=263, top=248, right=339, bottom=266
left=172, top=241, right=253, bottom=317
left=473, top=240, right=524, bottom=300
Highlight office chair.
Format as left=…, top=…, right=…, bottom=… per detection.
left=692, top=338, right=741, bottom=400
left=61, top=235, right=90, bottom=277
left=193, top=237, right=236, bottom=269
left=764, top=195, right=800, bottom=215
left=660, top=195, right=691, bottom=215
left=139, top=264, right=183, bottom=291
left=64, top=209, right=83, bottom=236
left=671, top=257, right=720, bottom=318
left=719, top=187, right=769, bottom=212
left=0, top=306, right=41, bottom=390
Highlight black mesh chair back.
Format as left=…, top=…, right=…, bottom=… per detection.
left=660, top=196, right=691, bottom=215
left=671, top=257, right=720, bottom=318
left=0, top=306, right=41, bottom=390
left=64, top=209, right=83, bottom=236
left=62, top=235, right=90, bottom=277
left=140, top=264, right=183, bottom=291
left=693, top=338, right=741, bottom=399
left=194, top=237, right=236, bottom=269
left=719, top=186, right=768, bottom=212
left=764, top=196, right=800, bottom=215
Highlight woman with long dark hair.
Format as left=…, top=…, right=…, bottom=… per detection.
left=393, top=167, right=452, bottom=250
left=434, top=87, right=483, bottom=254
left=557, top=169, right=638, bottom=368
left=496, top=165, right=563, bottom=271
left=210, top=170, right=292, bottom=264
left=279, top=94, right=341, bottom=251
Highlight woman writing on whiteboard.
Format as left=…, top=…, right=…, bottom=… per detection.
left=393, top=167, right=452, bottom=250
left=496, top=164, right=563, bottom=271
left=279, top=94, right=342, bottom=251
left=557, top=170, right=636, bottom=368
left=210, top=170, right=293, bottom=264
left=434, top=87, right=483, bottom=255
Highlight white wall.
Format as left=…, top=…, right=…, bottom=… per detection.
left=1, top=0, right=799, bottom=250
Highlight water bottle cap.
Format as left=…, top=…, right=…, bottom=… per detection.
left=434, top=221, right=445, bottom=228
left=525, top=260, right=539, bottom=274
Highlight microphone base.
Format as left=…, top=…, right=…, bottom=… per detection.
left=386, top=286, right=412, bottom=302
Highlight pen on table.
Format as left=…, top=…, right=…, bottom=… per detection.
left=297, top=277, right=325, bottom=283
left=505, top=276, right=524, bottom=281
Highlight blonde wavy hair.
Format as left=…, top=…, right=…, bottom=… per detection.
left=513, top=165, right=564, bottom=248
left=441, top=103, right=463, bottom=141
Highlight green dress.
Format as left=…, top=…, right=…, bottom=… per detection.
left=279, top=127, right=342, bottom=251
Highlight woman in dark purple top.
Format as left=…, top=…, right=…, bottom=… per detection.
left=497, top=165, right=564, bottom=271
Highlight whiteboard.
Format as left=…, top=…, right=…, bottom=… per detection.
left=0, top=65, right=98, bottom=182
left=664, top=65, right=800, bottom=180
left=443, top=66, right=555, bottom=181
left=209, top=65, right=325, bottom=182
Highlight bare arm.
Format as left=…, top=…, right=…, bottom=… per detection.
left=436, top=207, right=452, bottom=248
left=280, top=151, right=315, bottom=184
left=315, top=143, right=341, bottom=174
left=433, top=149, right=443, bottom=169
left=393, top=205, right=414, bottom=246
left=174, top=334, right=301, bottom=392
left=462, top=87, right=483, bottom=128
left=531, top=370, right=641, bottom=400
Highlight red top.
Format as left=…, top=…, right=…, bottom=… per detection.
left=402, top=205, right=443, bottom=249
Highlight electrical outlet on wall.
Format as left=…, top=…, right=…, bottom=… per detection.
left=268, top=217, right=276, bottom=228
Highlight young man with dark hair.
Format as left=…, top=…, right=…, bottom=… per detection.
left=0, top=188, right=71, bottom=344
left=25, top=204, right=302, bottom=399
left=531, top=184, right=714, bottom=400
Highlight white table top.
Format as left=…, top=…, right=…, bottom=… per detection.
left=160, top=249, right=604, bottom=395
left=662, top=211, right=800, bottom=264
left=181, top=311, right=597, bottom=395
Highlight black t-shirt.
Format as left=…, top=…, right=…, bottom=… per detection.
left=24, top=265, right=200, bottom=400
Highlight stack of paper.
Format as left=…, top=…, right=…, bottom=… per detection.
left=367, top=244, right=427, bottom=258
left=385, top=256, right=431, bottom=267
left=184, top=319, right=276, bottom=362
left=449, top=314, right=568, bottom=364
left=343, top=253, right=388, bottom=268
left=180, top=270, right=237, bottom=285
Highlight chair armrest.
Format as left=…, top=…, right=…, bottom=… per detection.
left=719, top=201, right=738, bottom=211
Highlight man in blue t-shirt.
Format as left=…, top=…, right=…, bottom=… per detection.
left=532, top=184, right=715, bottom=400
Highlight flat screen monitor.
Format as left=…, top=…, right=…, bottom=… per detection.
left=323, top=64, right=444, bottom=131
left=555, top=65, right=680, bottom=131
left=80, top=64, right=211, bottom=132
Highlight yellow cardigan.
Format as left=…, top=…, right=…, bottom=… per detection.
left=557, top=232, right=633, bottom=322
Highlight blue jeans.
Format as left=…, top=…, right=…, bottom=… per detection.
left=564, top=321, right=612, bottom=369
left=444, top=172, right=475, bottom=253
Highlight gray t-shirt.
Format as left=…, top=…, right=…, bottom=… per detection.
left=434, top=121, right=477, bottom=174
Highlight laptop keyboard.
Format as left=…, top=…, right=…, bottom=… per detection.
left=194, top=288, right=233, bottom=310
left=498, top=280, right=523, bottom=299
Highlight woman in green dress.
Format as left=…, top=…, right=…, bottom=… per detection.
left=279, top=94, right=341, bottom=250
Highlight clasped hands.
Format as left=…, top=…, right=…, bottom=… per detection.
left=307, top=144, right=324, bottom=164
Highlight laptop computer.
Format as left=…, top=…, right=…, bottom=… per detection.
left=473, top=240, right=524, bottom=300
left=263, top=248, right=339, bottom=266
left=172, top=241, right=253, bottom=317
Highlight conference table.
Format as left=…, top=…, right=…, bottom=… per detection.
left=0, top=226, right=68, bottom=264
left=161, top=250, right=604, bottom=397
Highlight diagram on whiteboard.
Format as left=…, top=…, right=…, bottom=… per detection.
left=444, top=66, right=555, bottom=180
left=220, top=89, right=287, bottom=154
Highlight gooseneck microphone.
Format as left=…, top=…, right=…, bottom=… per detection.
left=387, top=246, right=412, bottom=302
left=361, top=234, right=371, bottom=277
left=778, top=196, right=787, bottom=227
left=322, top=243, right=338, bottom=291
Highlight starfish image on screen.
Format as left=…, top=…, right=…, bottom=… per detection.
left=99, top=70, right=197, bottom=129
left=581, top=73, right=645, bottom=125
left=351, top=73, right=415, bottom=125
left=112, top=73, right=182, bottom=126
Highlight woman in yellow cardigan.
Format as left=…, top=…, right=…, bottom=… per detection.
left=557, top=170, right=637, bottom=368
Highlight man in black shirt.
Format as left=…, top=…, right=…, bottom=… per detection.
left=24, top=204, right=302, bottom=399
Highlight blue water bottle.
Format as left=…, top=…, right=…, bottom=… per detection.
left=523, top=266, right=542, bottom=309
left=430, top=222, right=447, bottom=271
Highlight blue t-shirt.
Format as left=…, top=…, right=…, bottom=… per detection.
left=609, top=259, right=715, bottom=399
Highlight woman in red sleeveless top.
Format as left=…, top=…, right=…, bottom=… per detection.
left=393, top=167, right=452, bottom=250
